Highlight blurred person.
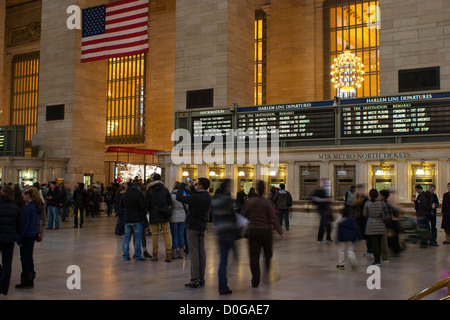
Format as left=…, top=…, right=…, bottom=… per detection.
left=336, top=206, right=362, bottom=271
left=428, top=184, right=439, bottom=247
left=145, top=174, right=173, bottom=262
left=16, top=187, right=42, bottom=289
left=0, top=185, right=23, bottom=295
left=211, top=179, right=242, bottom=295
left=170, top=182, right=187, bottom=259
left=236, top=187, right=247, bottom=214
left=121, top=182, right=147, bottom=262
left=363, top=189, right=388, bottom=266
left=248, top=187, right=257, bottom=199
left=90, top=185, right=101, bottom=218
left=273, top=184, right=293, bottom=231
left=344, top=185, right=356, bottom=208
left=442, top=182, right=450, bottom=245
left=413, top=184, right=424, bottom=221
left=60, top=184, right=72, bottom=222
left=241, top=180, right=284, bottom=288
left=46, top=181, right=63, bottom=230
left=311, top=186, right=332, bottom=243
left=352, top=185, right=372, bottom=257
left=104, top=186, right=115, bottom=217
left=418, top=191, right=433, bottom=248
left=379, top=189, right=401, bottom=257
left=72, top=183, right=86, bottom=228
left=13, top=184, right=26, bottom=209
left=176, top=177, right=211, bottom=289
left=114, top=185, right=127, bottom=236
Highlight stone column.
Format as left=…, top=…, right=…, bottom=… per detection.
left=0, top=1, right=5, bottom=125
left=35, top=0, right=108, bottom=186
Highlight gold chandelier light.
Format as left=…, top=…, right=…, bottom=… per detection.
left=331, top=45, right=365, bottom=94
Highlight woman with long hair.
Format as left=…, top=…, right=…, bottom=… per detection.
left=16, top=187, right=43, bottom=289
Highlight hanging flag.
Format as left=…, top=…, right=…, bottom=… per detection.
left=81, top=0, right=149, bottom=63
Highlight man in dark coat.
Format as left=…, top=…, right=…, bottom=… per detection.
left=121, top=182, right=147, bottom=261
left=145, top=174, right=172, bottom=262
left=442, top=182, right=450, bottom=245
left=45, top=181, right=63, bottom=230
left=0, top=185, right=23, bottom=295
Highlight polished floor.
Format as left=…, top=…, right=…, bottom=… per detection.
left=1, top=213, right=449, bottom=301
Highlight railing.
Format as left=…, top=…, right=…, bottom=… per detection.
left=408, top=277, right=450, bottom=300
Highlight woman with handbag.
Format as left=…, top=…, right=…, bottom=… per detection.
left=363, top=189, right=387, bottom=266
left=16, top=187, right=42, bottom=289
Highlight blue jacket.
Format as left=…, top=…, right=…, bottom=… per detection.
left=18, top=201, right=42, bottom=244
left=338, top=217, right=363, bottom=242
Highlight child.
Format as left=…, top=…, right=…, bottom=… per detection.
left=336, top=206, right=363, bottom=271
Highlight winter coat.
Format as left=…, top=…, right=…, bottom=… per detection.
left=46, top=187, right=63, bottom=207
left=145, top=181, right=173, bottom=224
left=170, top=191, right=186, bottom=224
left=18, top=201, right=42, bottom=244
left=0, top=199, right=23, bottom=244
left=337, top=216, right=363, bottom=242
left=363, top=199, right=387, bottom=236
left=442, top=192, right=450, bottom=230
left=176, top=183, right=211, bottom=232
left=273, top=189, right=293, bottom=210
left=121, top=187, right=146, bottom=224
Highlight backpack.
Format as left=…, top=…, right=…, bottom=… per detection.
left=153, top=189, right=172, bottom=219
left=74, top=190, right=84, bottom=207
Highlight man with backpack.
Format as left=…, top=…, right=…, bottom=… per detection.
left=273, top=184, right=293, bottom=231
left=72, top=183, right=86, bottom=228
left=145, top=173, right=173, bottom=262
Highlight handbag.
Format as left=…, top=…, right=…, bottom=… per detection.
left=35, top=208, right=43, bottom=243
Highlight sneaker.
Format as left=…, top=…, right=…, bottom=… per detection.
left=185, top=283, right=200, bottom=289
left=336, top=265, right=345, bottom=270
left=135, top=257, right=147, bottom=262
left=371, top=262, right=381, bottom=267
left=317, top=240, right=325, bottom=244
left=363, top=252, right=373, bottom=257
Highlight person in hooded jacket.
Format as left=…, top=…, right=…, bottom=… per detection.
left=145, top=173, right=173, bottom=262
left=273, top=184, right=293, bottom=231
left=0, top=185, right=23, bottom=295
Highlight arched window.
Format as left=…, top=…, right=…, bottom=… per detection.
left=324, top=0, right=380, bottom=99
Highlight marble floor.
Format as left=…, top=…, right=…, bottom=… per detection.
left=1, top=214, right=449, bottom=301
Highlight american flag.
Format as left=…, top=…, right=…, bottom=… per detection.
left=81, top=0, right=149, bottom=63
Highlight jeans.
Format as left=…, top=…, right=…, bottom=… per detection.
left=123, top=223, right=143, bottom=260
left=170, top=222, right=186, bottom=250
left=48, top=205, right=60, bottom=229
left=20, top=236, right=35, bottom=274
left=218, top=236, right=236, bottom=293
left=186, top=229, right=206, bottom=286
left=0, top=242, right=15, bottom=295
left=73, top=207, right=84, bottom=227
left=277, top=209, right=290, bottom=230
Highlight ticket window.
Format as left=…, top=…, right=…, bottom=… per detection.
left=411, top=164, right=436, bottom=201
left=238, top=167, right=254, bottom=194
left=209, top=166, right=225, bottom=193
left=19, top=169, right=39, bottom=187
left=300, top=166, right=320, bottom=200
left=372, top=165, right=395, bottom=191
left=335, top=166, right=356, bottom=201
left=84, top=174, right=94, bottom=188
left=268, top=166, right=286, bottom=190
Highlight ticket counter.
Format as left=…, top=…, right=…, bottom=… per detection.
left=237, top=166, right=254, bottom=194
left=334, top=165, right=356, bottom=201
left=299, top=166, right=320, bottom=200
left=372, top=164, right=395, bottom=191
left=411, top=163, right=436, bottom=200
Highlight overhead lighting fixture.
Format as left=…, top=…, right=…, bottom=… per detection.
left=182, top=170, right=189, bottom=177
left=238, top=170, right=245, bottom=177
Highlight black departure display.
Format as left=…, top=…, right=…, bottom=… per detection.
left=341, top=100, right=450, bottom=137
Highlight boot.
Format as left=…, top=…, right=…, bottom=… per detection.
left=165, top=252, right=171, bottom=263
left=15, top=272, right=34, bottom=289
left=171, top=251, right=177, bottom=259
left=143, top=250, right=152, bottom=258
left=179, top=248, right=185, bottom=259
left=150, top=252, right=158, bottom=261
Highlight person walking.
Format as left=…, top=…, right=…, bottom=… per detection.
left=428, top=184, right=439, bottom=246
left=16, top=187, right=42, bottom=289
left=311, top=186, right=333, bottom=243
left=170, top=182, right=187, bottom=259
left=176, top=177, right=211, bottom=289
left=145, top=174, right=173, bottom=262
left=104, top=186, right=115, bottom=217
left=418, top=191, right=433, bottom=248
left=211, top=179, right=242, bottom=295
left=363, top=189, right=388, bottom=266
left=241, top=180, right=284, bottom=288
left=121, top=182, right=147, bottom=262
left=45, top=181, right=63, bottom=230
left=336, top=206, right=362, bottom=271
left=0, top=185, right=23, bottom=295
left=442, top=182, right=450, bottom=245
left=273, top=184, right=293, bottom=231
left=72, top=183, right=86, bottom=228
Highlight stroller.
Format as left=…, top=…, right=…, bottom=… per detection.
left=398, top=216, right=421, bottom=247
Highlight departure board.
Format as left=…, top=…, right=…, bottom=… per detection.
left=341, top=100, right=450, bottom=137
left=191, top=110, right=233, bottom=140
left=237, top=109, right=335, bottom=140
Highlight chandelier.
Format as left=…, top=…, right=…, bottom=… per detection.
left=331, top=46, right=365, bottom=94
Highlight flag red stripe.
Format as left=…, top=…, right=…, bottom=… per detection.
left=106, top=12, right=148, bottom=26
left=107, top=0, right=141, bottom=9
left=105, top=21, right=148, bottom=34
left=82, top=30, right=147, bottom=46
left=106, top=3, right=148, bottom=17
left=82, top=39, right=148, bottom=55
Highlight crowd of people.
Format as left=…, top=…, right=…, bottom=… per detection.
left=0, top=177, right=449, bottom=297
